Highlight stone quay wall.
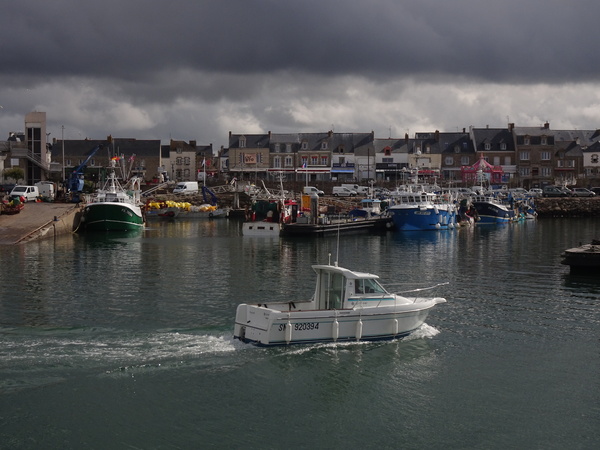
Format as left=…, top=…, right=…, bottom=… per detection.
left=533, top=197, right=600, bottom=218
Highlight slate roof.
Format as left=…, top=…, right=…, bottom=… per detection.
left=471, top=127, right=515, bottom=152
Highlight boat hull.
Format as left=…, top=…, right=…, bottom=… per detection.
left=472, top=201, right=515, bottom=224
left=80, top=202, right=144, bottom=231
left=388, top=207, right=456, bottom=231
left=242, top=221, right=281, bottom=236
left=234, top=303, right=438, bottom=346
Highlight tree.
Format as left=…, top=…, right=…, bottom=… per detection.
left=3, top=167, right=25, bottom=183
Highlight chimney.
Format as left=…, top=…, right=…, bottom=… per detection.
left=544, top=122, right=550, bottom=129
left=508, top=123, right=514, bottom=131
left=405, top=133, right=409, bottom=144
left=435, top=130, right=439, bottom=142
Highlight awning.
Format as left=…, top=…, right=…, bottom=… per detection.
left=330, top=168, right=355, bottom=173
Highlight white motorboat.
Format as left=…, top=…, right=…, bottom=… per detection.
left=234, top=259, right=446, bottom=346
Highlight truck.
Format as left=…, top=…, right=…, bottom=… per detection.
left=173, top=181, right=199, bottom=194
left=35, top=181, right=56, bottom=200
left=303, top=186, right=324, bottom=196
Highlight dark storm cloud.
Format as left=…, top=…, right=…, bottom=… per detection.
left=3, top=0, right=599, bottom=85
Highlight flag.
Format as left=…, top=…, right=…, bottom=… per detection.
left=201, top=158, right=205, bottom=167
left=302, top=162, right=307, bottom=168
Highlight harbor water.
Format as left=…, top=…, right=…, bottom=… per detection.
left=0, top=218, right=599, bottom=449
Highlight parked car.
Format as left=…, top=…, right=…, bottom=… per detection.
left=542, top=186, right=569, bottom=197
left=528, top=188, right=543, bottom=197
left=590, top=187, right=600, bottom=195
left=570, top=188, right=596, bottom=197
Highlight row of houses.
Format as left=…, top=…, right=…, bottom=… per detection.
left=2, top=112, right=600, bottom=189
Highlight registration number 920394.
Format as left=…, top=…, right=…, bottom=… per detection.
left=278, top=322, right=319, bottom=332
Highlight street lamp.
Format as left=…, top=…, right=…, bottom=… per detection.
left=61, top=125, right=65, bottom=182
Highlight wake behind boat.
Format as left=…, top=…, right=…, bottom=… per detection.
left=234, top=259, right=446, bottom=346
left=78, top=161, right=145, bottom=232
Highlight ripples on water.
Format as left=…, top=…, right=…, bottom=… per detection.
left=0, top=217, right=599, bottom=448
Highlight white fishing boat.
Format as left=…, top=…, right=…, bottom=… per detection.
left=233, top=257, right=446, bottom=346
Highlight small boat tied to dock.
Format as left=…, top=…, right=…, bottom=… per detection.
left=233, top=255, right=447, bottom=346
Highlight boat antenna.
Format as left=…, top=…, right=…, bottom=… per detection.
left=334, top=213, right=341, bottom=267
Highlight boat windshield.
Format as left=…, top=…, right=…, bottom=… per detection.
left=354, top=278, right=387, bottom=294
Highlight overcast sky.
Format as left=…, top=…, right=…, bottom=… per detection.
left=2, top=0, right=599, bottom=151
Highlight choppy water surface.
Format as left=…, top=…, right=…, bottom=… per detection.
left=1, top=218, right=599, bottom=449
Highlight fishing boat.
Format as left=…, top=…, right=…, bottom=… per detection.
left=387, top=190, right=457, bottom=231
left=242, top=198, right=298, bottom=236
left=233, top=257, right=446, bottom=346
left=561, top=240, right=600, bottom=273
left=78, top=162, right=145, bottom=232
left=470, top=194, right=515, bottom=224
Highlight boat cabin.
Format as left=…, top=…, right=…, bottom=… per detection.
left=312, top=264, right=392, bottom=310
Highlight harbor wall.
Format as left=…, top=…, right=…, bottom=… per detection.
left=533, top=197, right=600, bottom=218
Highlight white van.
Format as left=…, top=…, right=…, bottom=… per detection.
left=303, top=186, right=324, bottom=196
left=333, top=186, right=357, bottom=197
left=9, top=185, right=40, bottom=202
left=173, top=181, right=199, bottom=194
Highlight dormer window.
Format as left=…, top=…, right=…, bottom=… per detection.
left=541, top=137, right=547, bottom=145
left=454, top=145, right=460, bottom=153
left=240, top=138, right=246, bottom=148
left=500, top=143, right=506, bottom=150
left=484, top=143, right=491, bottom=151
left=524, top=137, right=530, bottom=145
left=302, top=141, right=308, bottom=150
left=321, top=141, right=328, bottom=150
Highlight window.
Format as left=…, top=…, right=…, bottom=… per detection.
left=301, top=157, right=308, bottom=167
left=520, top=151, right=530, bottom=161
left=382, top=157, right=393, bottom=163
left=176, top=157, right=182, bottom=165
left=557, top=160, right=575, bottom=168
left=484, top=143, right=491, bottom=151
left=500, top=143, right=507, bottom=150
left=321, top=141, right=328, bottom=150
left=519, top=167, right=530, bottom=176
left=541, top=137, right=547, bottom=145
left=90, top=159, right=95, bottom=166
left=302, top=141, right=308, bottom=150
left=184, top=169, right=190, bottom=178
left=320, top=156, right=328, bottom=166
left=591, top=154, right=599, bottom=164
left=541, top=167, right=552, bottom=176
left=274, top=157, right=281, bottom=168
left=454, top=146, right=460, bottom=153
left=311, top=155, right=318, bottom=165
left=286, top=143, right=292, bottom=153
left=524, top=137, right=530, bottom=145
left=184, top=157, right=190, bottom=165
left=541, top=151, right=551, bottom=160
left=504, top=156, right=511, bottom=165
left=445, top=156, right=454, bottom=165
left=239, top=138, right=246, bottom=148
left=493, top=157, right=500, bottom=165
left=285, top=156, right=293, bottom=167
left=461, top=156, right=470, bottom=165
left=177, top=147, right=183, bottom=154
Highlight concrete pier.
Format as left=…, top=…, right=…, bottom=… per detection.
left=0, top=202, right=80, bottom=245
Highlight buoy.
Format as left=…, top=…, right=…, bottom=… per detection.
left=332, top=318, right=339, bottom=341
left=355, top=319, right=363, bottom=341
left=285, top=320, right=292, bottom=344
left=392, top=318, right=399, bottom=335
